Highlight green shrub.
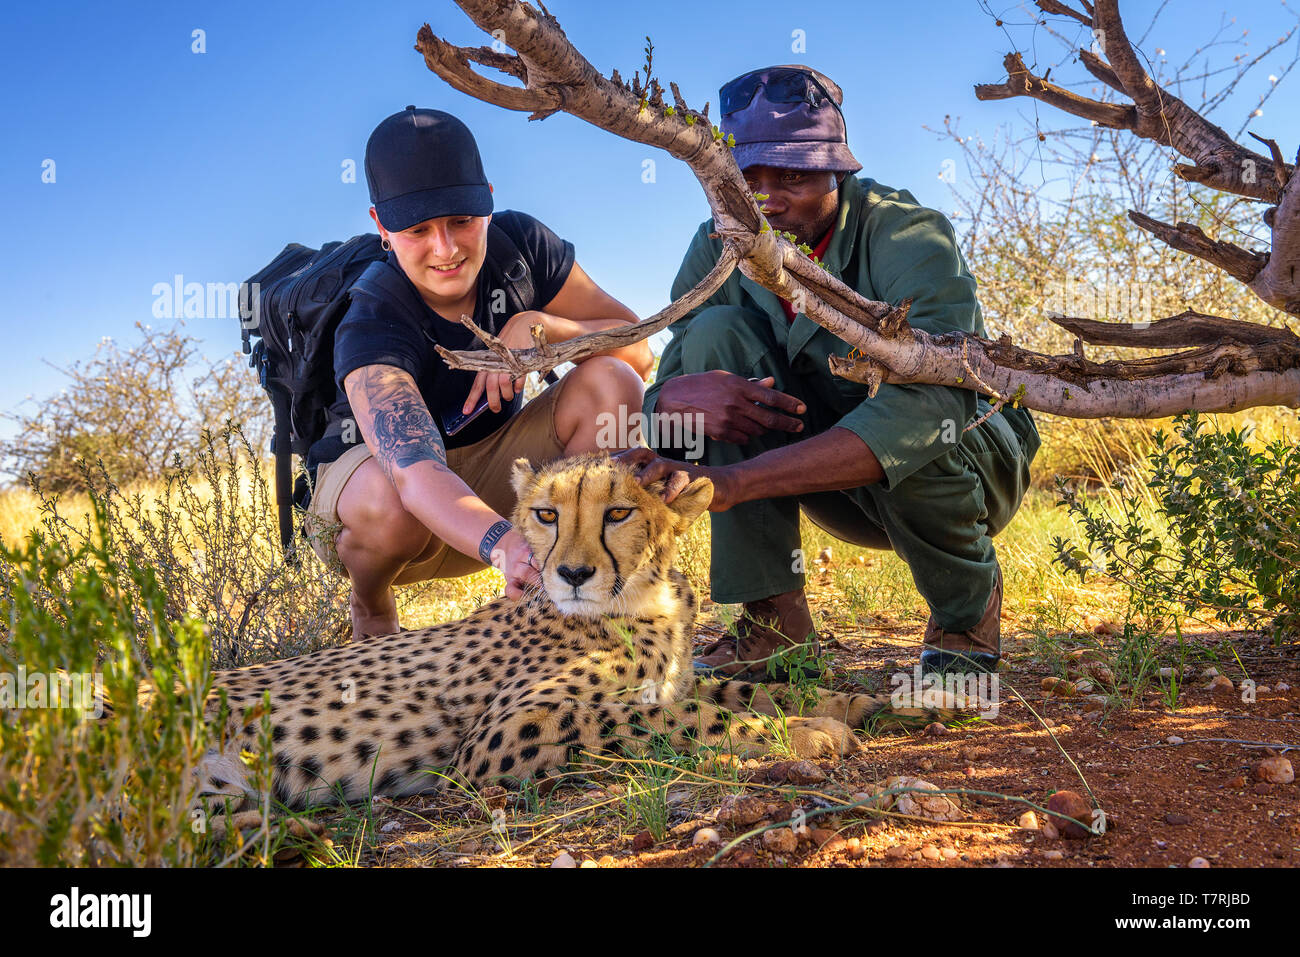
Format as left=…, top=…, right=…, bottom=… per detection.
left=24, top=424, right=350, bottom=669
left=0, top=501, right=212, bottom=866
left=1054, top=411, right=1300, bottom=641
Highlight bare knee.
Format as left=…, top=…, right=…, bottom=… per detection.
left=555, top=356, right=646, bottom=451
left=335, top=462, right=431, bottom=564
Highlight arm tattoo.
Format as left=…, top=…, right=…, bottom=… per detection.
left=354, top=366, right=447, bottom=479
left=478, top=520, right=513, bottom=565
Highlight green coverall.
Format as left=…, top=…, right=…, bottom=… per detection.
left=643, top=175, right=1041, bottom=637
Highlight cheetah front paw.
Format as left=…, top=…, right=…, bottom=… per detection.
left=787, top=716, right=862, bottom=760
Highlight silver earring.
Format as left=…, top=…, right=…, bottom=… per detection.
left=381, top=239, right=391, bottom=251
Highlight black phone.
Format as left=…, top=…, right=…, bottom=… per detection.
left=440, top=395, right=492, bottom=436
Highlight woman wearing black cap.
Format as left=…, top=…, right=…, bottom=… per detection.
left=305, top=107, right=652, bottom=639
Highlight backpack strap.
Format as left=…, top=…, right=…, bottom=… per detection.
left=350, top=258, right=428, bottom=326
left=485, top=222, right=536, bottom=317
left=485, top=223, right=559, bottom=383
left=269, top=385, right=298, bottom=562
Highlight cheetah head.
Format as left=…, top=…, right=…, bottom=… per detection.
left=510, top=453, right=713, bottom=617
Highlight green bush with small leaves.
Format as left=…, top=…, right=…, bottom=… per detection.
left=0, top=501, right=212, bottom=866
left=1054, top=411, right=1300, bottom=641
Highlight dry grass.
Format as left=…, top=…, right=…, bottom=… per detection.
left=1, top=407, right=1295, bottom=867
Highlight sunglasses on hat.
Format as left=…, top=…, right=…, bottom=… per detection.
left=720, top=67, right=841, bottom=116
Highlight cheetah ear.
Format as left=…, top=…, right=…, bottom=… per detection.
left=665, top=476, right=713, bottom=530
left=510, top=458, right=540, bottom=498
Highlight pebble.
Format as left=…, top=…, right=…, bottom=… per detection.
left=766, top=759, right=826, bottom=785
left=1166, top=735, right=1185, bottom=745
left=597, top=855, right=615, bottom=867
left=1164, top=812, right=1192, bottom=826
left=551, top=852, right=576, bottom=868
left=810, top=828, right=836, bottom=847
left=580, top=859, right=598, bottom=868
left=885, top=775, right=964, bottom=822
left=631, top=830, right=654, bottom=851
left=692, top=827, right=722, bottom=846
left=846, top=837, right=867, bottom=859
left=1042, top=849, right=1064, bottom=860
left=923, top=722, right=949, bottom=737
left=1202, top=666, right=1220, bottom=678
left=1188, top=856, right=1211, bottom=868
left=380, top=820, right=402, bottom=833
left=1018, top=811, right=1039, bottom=830
left=941, top=847, right=959, bottom=860
left=762, top=828, right=798, bottom=853
left=1208, top=675, right=1235, bottom=695
left=731, top=847, right=758, bottom=866
left=716, top=794, right=769, bottom=827
left=884, top=843, right=909, bottom=860
left=1042, top=820, right=1059, bottom=839
left=1255, top=756, right=1295, bottom=785
left=1046, top=790, right=1094, bottom=839
left=918, top=758, right=935, bottom=772
left=1277, top=681, right=1291, bottom=692
left=822, top=837, right=849, bottom=855
left=1041, top=676, right=1077, bottom=697
left=1227, top=775, right=1247, bottom=788
left=920, top=844, right=943, bottom=861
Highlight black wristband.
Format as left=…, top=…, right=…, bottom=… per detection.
left=478, top=520, right=513, bottom=565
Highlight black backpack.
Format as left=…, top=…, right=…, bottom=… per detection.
left=240, top=226, right=538, bottom=558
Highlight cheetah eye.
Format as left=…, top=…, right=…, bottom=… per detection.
left=605, top=507, right=633, bottom=523
left=533, top=508, right=557, bottom=525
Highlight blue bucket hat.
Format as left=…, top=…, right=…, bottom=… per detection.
left=719, top=65, right=862, bottom=174
left=364, top=106, right=493, bottom=232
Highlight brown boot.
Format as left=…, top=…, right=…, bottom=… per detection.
left=695, top=588, right=821, bottom=679
left=920, top=561, right=1002, bottom=674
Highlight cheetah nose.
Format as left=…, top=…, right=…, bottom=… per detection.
left=556, top=564, right=596, bottom=587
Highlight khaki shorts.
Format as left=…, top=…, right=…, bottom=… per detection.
left=304, top=380, right=568, bottom=582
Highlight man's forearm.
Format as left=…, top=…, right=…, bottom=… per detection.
left=725, top=427, right=883, bottom=506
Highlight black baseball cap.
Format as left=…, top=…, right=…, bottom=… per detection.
left=364, top=106, right=493, bottom=232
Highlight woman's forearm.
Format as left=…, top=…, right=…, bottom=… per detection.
left=391, top=461, right=512, bottom=561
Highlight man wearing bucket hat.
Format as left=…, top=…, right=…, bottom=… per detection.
left=630, top=66, right=1041, bottom=679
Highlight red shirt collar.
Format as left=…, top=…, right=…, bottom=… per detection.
left=780, top=227, right=834, bottom=322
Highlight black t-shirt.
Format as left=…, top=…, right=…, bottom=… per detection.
left=306, top=210, right=575, bottom=475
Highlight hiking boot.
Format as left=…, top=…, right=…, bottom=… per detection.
left=920, top=560, right=1002, bottom=677
left=694, top=588, right=821, bottom=680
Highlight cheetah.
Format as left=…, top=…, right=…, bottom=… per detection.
left=196, top=454, right=957, bottom=809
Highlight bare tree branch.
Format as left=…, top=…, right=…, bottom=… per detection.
left=1127, top=210, right=1269, bottom=284
left=419, top=0, right=1300, bottom=420
left=1051, top=310, right=1300, bottom=348
left=437, top=243, right=741, bottom=372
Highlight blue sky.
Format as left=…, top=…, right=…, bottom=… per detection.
left=3, top=0, right=1297, bottom=442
